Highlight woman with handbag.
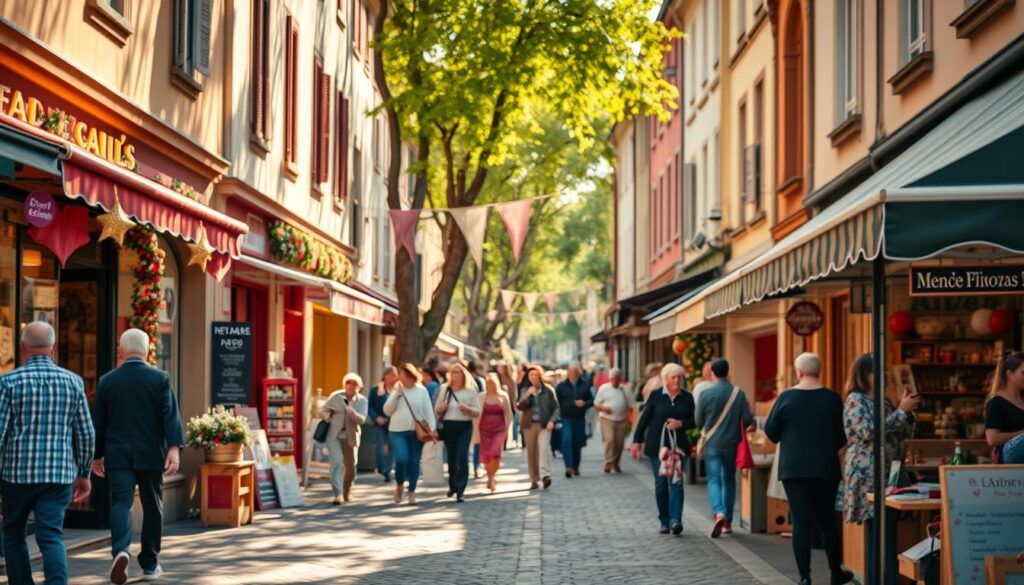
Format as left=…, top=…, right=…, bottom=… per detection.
left=318, top=373, right=369, bottom=505
left=516, top=365, right=560, bottom=490
left=842, top=353, right=919, bottom=585
left=630, top=363, right=695, bottom=536
left=383, top=363, right=437, bottom=505
left=434, top=362, right=481, bottom=503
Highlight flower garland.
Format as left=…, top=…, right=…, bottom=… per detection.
left=123, top=226, right=165, bottom=364
left=269, top=220, right=354, bottom=284
left=677, top=333, right=715, bottom=386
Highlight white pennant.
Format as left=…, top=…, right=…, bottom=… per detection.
left=559, top=313, right=570, bottom=326
left=449, top=206, right=490, bottom=268
left=487, top=310, right=498, bottom=320
left=522, top=293, right=539, bottom=313
left=500, top=289, right=517, bottom=311
left=570, top=290, right=581, bottom=307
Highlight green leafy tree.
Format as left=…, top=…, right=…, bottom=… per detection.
left=374, top=0, right=678, bottom=364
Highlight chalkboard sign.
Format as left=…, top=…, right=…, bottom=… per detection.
left=940, top=465, right=1024, bottom=585
left=210, top=321, right=253, bottom=407
left=249, top=430, right=279, bottom=511
left=271, top=456, right=304, bottom=508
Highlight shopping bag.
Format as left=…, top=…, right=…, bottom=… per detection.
left=419, top=440, right=445, bottom=485
left=736, top=421, right=755, bottom=470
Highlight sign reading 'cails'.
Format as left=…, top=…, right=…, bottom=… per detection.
left=786, top=301, right=824, bottom=337
left=909, top=265, right=1024, bottom=297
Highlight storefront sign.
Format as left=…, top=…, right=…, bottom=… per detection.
left=210, top=321, right=253, bottom=407
left=241, top=212, right=269, bottom=257
left=909, top=264, right=1024, bottom=296
left=0, top=83, right=136, bottom=169
left=23, top=191, right=55, bottom=227
left=785, top=301, right=824, bottom=336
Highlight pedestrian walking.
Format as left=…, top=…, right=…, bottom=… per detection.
left=842, top=353, right=918, bottom=585
left=368, top=366, right=398, bottom=483
left=496, top=361, right=520, bottom=448
left=694, top=358, right=754, bottom=539
left=92, top=329, right=184, bottom=584
left=764, top=353, right=853, bottom=585
left=383, top=363, right=437, bottom=505
left=434, top=363, right=480, bottom=503
left=555, top=363, right=593, bottom=477
left=517, top=365, right=560, bottom=490
left=467, top=359, right=487, bottom=478
left=630, top=363, right=694, bottom=536
left=639, top=362, right=664, bottom=405
left=477, top=374, right=512, bottom=493
left=0, top=322, right=95, bottom=585
left=986, top=351, right=1024, bottom=463
left=422, top=366, right=441, bottom=402
left=318, top=372, right=369, bottom=505
left=593, top=368, right=631, bottom=473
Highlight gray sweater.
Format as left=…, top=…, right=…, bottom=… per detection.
left=695, top=380, right=754, bottom=450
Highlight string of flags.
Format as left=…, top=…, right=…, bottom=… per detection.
left=487, top=309, right=588, bottom=326
left=497, top=287, right=587, bottom=312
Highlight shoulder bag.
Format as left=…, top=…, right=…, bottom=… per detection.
left=401, top=391, right=434, bottom=443
left=696, top=386, right=740, bottom=460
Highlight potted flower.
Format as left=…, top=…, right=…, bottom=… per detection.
left=186, top=406, right=252, bottom=463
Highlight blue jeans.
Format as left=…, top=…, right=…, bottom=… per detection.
left=473, top=444, right=480, bottom=473
left=511, top=414, right=520, bottom=446
left=1, top=481, right=73, bottom=585
left=649, top=457, right=684, bottom=528
left=390, top=431, right=423, bottom=493
left=561, top=417, right=586, bottom=470
left=373, top=425, right=393, bottom=475
left=1002, top=433, right=1024, bottom=463
left=705, top=446, right=738, bottom=523
left=441, top=421, right=473, bottom=497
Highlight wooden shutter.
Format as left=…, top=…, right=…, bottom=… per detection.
left=251, top=0, right=266, bottom=137
left=683, top=162, right=696, bottom=241
left=196, top=0, right=212, bottom=75
left=319, top=73, right=331, bottom=184
left=285, top=17, right=297, bottom=163
left=174, top=0, right=189, bottom=68
left=312, top=60, right=322, bottom=179
left=335, top=93, right=350, bottom=200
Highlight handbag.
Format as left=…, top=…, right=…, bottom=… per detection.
left=313, top=420, right=330, bottom=443
left=919, top=517, right=941, bottom=585
left=400, top=392, right=435, bottom=443
left=658, top=423, right=685, bottom=485
left=696, top=386, right=740, bottom=460
left=736, top=420, right=755, bottom=470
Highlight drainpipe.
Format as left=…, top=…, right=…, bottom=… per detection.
left=805, top=0, right=814, bottom=205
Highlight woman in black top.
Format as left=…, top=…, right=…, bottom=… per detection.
left=630, top=363, right=695, bottom=536
left=986, top=351, right=1024, bottom=464
left=765, top=353, right=852, bottom=585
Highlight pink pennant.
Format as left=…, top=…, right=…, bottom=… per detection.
left=487, top=310, right=498, bottom=320
left=573, top=310, right=586, bottom=323
left=28, top=205, right=90, bottom=267
left=500, top=289, right=517, bottom=311
left=559, top=313, right=570, bottom=326
left=544, top=292, right=558, bottom=313
left=388, top=210, right=420, bottom=260
left=495, top=199, right=532, bottom=263
left=206, top=253, right=233, bottom=282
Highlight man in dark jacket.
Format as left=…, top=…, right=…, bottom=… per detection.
left=92, top=329, right=184, bottom=584
left=555, top=363, right=593, bottom=477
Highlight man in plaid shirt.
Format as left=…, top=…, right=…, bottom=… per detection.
left=0, top=321, right=95, bottom=585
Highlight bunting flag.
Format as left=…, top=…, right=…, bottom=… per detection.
left=522, top=292, right=539, bottom=313
left=559, top=313, right=570, bottom=326
left=544, top=313, right=554, bottom=325
left=495, top=198, right=532, bottom=263
left=388, top=209, right=420, bottom=260
left=448, top=206, right=489, bottom=268
left=487, top=310, right=498, bottom=320
left=500, top=289, right=518, bottom=311
left=573, top=310, right=586, bottom=323
left=544, top=292, right=558, bottom=313
left=570, top=290, right=581, bottom=308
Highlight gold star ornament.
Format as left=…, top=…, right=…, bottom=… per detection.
left=187, top=223, right=215, bottom=272
left=96, top=192, right=135, bottom=247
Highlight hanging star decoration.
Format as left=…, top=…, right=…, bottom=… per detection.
left=96, top=192, right=135, bottom=247
left=188, top=223, right=215, bottom=272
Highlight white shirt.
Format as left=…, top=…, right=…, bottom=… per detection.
left=595, top=383, right=630, bottom=422
left=383, top=384, right=437, bottom=432
left=434, top=385, right=481, bottom=421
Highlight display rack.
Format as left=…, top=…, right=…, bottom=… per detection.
left=260, top=377, right=298, bottom=459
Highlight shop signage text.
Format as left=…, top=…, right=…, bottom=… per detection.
left=909, top=265, right=1024, bottom=297
left=24, top=191, right=55, bottom=227
left=210, top=321, right=253, bottom=407
left=0, top=84, right=136, bottom=169
left=785, top=301, right=824, bottom=337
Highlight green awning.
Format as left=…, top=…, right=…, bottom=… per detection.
left=0, top=122, right=64, bottom=176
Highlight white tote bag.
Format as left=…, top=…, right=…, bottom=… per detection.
left=419, top=440, right=445, bottom=486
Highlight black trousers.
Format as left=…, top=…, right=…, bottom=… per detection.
left=440, top=421, right=473, bottom=497
left=782, top=478, right=843, bottom=581
left=109, top=469, right=164, bottom=571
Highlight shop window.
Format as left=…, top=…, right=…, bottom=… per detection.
left=171, top=0, right=212, bottom=98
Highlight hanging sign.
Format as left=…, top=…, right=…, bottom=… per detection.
left=210, top=321, right=254, bottom=406
left=24, top=192, right=55, bottom=227
left=785, top=301, right=824, bottom=336
left=909, top=264, right=1024, bottom=296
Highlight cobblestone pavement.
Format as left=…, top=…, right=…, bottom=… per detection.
left=49, top=438, right=770, bottom=585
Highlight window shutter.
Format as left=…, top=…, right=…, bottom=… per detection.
left=751, top=141, right=762, bottom=208
left=683, top=162, right=696, bottom=240
left=742, top=145, right=754, bottom=203
left=174, top=0, right=189, bottom=68
left=251, top=0, right=265, bottom=137
left=285, top=18, right=297, bottom=163
left=319, top=73, right=331, bottom=183
left=195, top=0, right=212, bottom=75
left=335, top=93, right=350, bottom=200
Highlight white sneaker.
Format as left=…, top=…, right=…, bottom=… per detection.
left=141, top=565, right=163, bottom=581
left=110, top=551, right=130, bottom=585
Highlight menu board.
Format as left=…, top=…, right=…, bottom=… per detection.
left=210, top=321, right=253, bottom=407
left=271, top=455, right=304, bottom=508
left=250, top=430, right=279, bottom=511
left=940, top=465, right=1024, bottom=585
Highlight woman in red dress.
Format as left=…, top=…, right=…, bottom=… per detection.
left=476, top=373, right=513, bottom=493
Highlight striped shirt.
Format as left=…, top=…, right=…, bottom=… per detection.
left=0, top=354, right=96, bottom=484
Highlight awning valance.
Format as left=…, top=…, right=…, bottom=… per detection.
left=0, top=120, right=64, bottom=175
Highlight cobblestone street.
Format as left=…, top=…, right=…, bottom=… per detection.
left=55, top=438, right=771, bottom=585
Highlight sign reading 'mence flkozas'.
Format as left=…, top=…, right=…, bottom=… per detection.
left=909, top=265, right=1024, bottom=296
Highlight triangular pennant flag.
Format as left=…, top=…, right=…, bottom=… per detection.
left=573, top=310, right=586, bottom=323
left=544, top=292, right=558, bottom=313
left=500, top=289, right=517, bottom=311
left=487, top=310, right=498, bottom=321
left=522, top=293, right=539, bottom=313
left=559, top=313, right=570, bottom=326
left=388, top=209, right=420, bottom=260
left=570, top=289, right=581, bottom=308
left=495, top=199, right=533, bottom=263
left=449, top=206, right=489, bottom=268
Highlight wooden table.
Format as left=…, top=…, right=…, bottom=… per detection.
left=864, top=493, right=942, bottom=584
left=200, top=461, right=255, bottom=528
left=867, top=493, right=941, bottom=511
